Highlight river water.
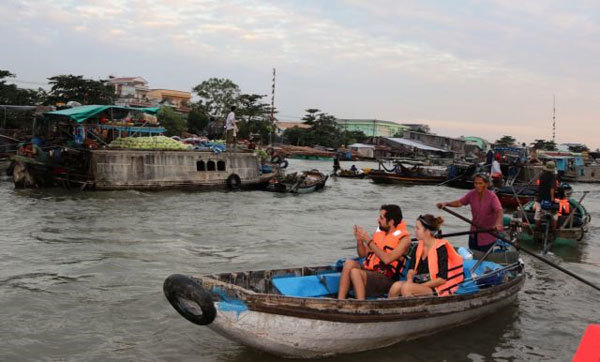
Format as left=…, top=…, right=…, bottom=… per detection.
left=1, top=159, right=599, bottom=361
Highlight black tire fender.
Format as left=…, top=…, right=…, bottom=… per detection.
left=577, top=226, right=585, bottom=241
left=163, top=274, right=216, bottom=326
left=226, top=174, right=242, bottom=190
left=279, top=159, right=289, bottom=169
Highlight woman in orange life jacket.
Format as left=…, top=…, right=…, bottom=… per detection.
left=337, top=204, right=411, bottom=300
left=388, top=214, right=464, bottom=298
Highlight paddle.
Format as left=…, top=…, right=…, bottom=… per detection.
left=441, top=206, right=600, bottom=292
left=437, top=172, right=467, bottom=187
left=510, top=185, right=535, bottom=235
left=340, top=228, right=496, bottom=250
left=560, top=191, right=589, bottom=229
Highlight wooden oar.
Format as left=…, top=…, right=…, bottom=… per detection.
left=441, top=206, right=600, bottom=292
left=436, top=172, right=468, bottom=187
left=510, top=185, right=535, bottom=234
left=561, top=191, right=589, bottom=229
left=340, top=228, right=496, bottom=250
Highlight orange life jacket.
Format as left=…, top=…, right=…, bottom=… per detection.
left=414, top=239, right=464, bottom=296
left=362, top=222, right=410, bottom=279
left=557, top=198, right=570, bottom=216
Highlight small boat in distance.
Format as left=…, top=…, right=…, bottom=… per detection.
left=368, top=159, right=446, bottom=185
left=266, top=169, right=328, bottom=193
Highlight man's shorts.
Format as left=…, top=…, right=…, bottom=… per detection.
left=364, top=270, right=394, bottom=297
left=534, top=201, right=558, bottom=221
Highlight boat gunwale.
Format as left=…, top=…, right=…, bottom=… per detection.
left=194, top=262, right=525, bottom=323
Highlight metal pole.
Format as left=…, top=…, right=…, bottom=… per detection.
left=269, top=68, right=276, bottom=146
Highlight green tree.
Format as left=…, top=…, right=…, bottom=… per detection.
left=495, top=135, right=517, bottom=146
left=283, top=126, right=311, bottom=146
left=46, top=74, right=114, bottom=105
left=568, top=144, right=589, bottom=153
left=343, top=130, right=368, bottom=146
left=236, top=93, right=273, bottom=142
left=531, top=139, right=557, bottom=151
left=187, top=104, right=210, bottom=135
left=301, top=108, right=320, bottom=125
left=0, top=70, right=45, bottom=105
left=158, top=106, right=187, bottom=136
left=192, top=78, right=240, bottom=117
left=311, top=112, right=343, bottom=147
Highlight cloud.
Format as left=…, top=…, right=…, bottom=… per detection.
left=1, top=0, right=599, bottom=148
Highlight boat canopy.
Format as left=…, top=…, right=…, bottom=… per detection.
left=45, top=105, right=160, bottom=123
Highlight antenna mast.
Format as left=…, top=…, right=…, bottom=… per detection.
left=552, top=95, right=556, bottom=142
left=269, top=68, right=276, bottom=146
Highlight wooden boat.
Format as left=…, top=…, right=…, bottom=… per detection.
left=163, top=254, right=524, bottom=358
left=265, top=169, right=328, bottom=193
left=496, top=183, right=573, bottom=209
left=368, top=161, right=446, bottom=185
left=333, top=168, right=366, bottom=179
left=503, top=197, right=591, bottom=251
left=444, top=162, right=484, bottom=189
left=496, top=185, right=538, bottom=209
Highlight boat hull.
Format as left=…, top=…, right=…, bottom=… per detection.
left=182, top=259, right=524, bottom=359
left=368, top=171, right=445, bottom=185
left=208, top=282, right=521, bottom=358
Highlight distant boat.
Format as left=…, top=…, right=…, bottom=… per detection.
left=265, top=169, right=328, bottom=193
left=368, top=160, right=446, bottom=185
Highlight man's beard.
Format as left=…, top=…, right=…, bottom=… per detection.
left=379, top=223, right=389, bottom=232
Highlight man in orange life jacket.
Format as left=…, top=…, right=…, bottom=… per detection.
left=556, top=188, right=570, bottom=217
left=388, top=214, right=464, bottom=298
left=337, top=204, right=411, bottom=300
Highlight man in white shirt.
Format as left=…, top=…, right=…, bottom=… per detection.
left=224, top=106, right=237, bottom=150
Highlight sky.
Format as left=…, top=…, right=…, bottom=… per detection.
left=1, top=0, right=599, bottom=149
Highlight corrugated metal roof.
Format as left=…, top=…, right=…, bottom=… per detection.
left=387, top=138, right=450, bottom=152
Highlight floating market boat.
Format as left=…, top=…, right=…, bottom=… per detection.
left=163, top=253, right=524, bottom=358
left=368, top=160, right=446, bottom=185
left=443, top=162, right=484, bottom=189
left=503, top=196, right=590, bottom=251
left=266, top=169, right=328, bottom=193
left=10, top=105, right=274, bottom=191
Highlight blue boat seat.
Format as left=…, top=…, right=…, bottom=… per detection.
left=272, top=272, right=341, bottom=297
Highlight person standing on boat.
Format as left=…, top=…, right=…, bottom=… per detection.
left=388, top=214, right=464, bottom=297
left=485, top=149, right=494, bottom=167
left=436, top=173, right=504, bottom=252
left=224, top=106, right=237, bottom=150
left=333, top=155, right=341, bottom=175
left=337, top=204, right=411, bottom=300
left=534, top=161, right=557, bottom=231
left=491, top=153, right=503, bottom=187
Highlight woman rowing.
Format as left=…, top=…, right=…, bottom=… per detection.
left=436, top=173, right=504, bottom=253
left=388, top=214, right=464, bottom=297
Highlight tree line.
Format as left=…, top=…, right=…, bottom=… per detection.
left=494, top=135, right=591, bottom=152
left=0, top=70, right=368, bottom=147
